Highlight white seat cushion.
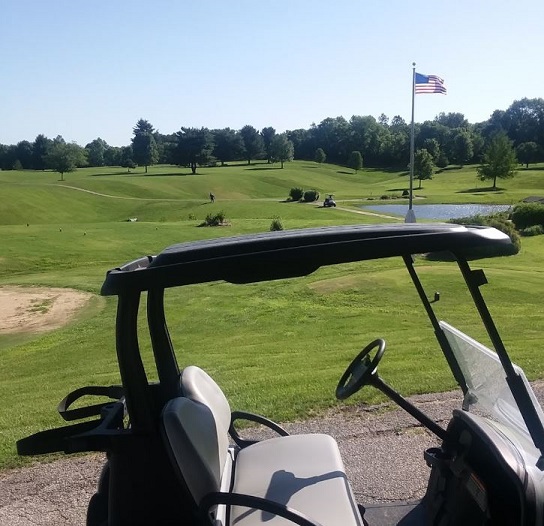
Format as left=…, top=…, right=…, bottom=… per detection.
left=231, top=434, right=363, bottom=526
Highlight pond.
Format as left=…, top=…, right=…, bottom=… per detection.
left=359, top=203, right=512, bottom=220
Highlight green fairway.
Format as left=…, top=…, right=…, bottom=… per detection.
left=1, top=161, right=544, bottom=470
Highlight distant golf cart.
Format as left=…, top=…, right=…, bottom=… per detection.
left=323, top=194, right=336, bottom=207
left=18, top=223, right=544, bottom=526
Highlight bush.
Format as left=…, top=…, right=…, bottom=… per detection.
left=380, top=194, right=391, bottom=200
left=314, top=148, right=326, bottom=164
left=511, top=203, right=544, bottom=230
left=200, top=211, right=227, bottom=226
left=289, top=187, right=304, bottom=201
left=303, top=190, right=320, bottom=202
left=520, top=224, right=544, bottom=237
left=270, top=216, right=284, bottom=231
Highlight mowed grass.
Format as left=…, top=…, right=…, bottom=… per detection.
left=1, top=161, right=544, bottom=469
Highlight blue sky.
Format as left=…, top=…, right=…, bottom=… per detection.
left=2, top=0, right=543, bottom=147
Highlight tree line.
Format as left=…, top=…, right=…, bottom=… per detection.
left=1, top=97, right=543, bottom=177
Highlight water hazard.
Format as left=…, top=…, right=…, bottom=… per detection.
left=360, top=203, right=511, bottom=220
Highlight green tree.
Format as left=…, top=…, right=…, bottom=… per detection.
left=422, top=138, right=440, bottom=163
left=85, top=138, right=109, bottom=167
left=414, top=148, right=434, bottom=189
left=31, top=135, right=52, bottom=170
left=504, top=98, right=544, bottom=146
left=313, top=116, right=350, bottom=164
left=104, top=146, right=122, bottom=166
left=314, top=147, right=326, bottom=163
left=451, top=130, right=474, bottom=166
left=0, top=144, right=17, bottom=170
left=516, top=141, right=541, bottom=168
left=15, top=140, right=33, bottom=169
left=174, top=127, right=214, bottom=174
left=240, top=125, right=264, bottom=165
left=436, top=151, right=449, bottom=168
left=348, top=115, right=381, bottom=166
left=477, top=133, right=517, bottom=189
left=212, top=128, right=244, bottom=166
left=348, top=151, right=363, bottom=173
left=120, top=146, right=136, bottom=172
left=286, top=128, right=312, bottom=160
left=131, top=119, right=159, bottom=173
left=270, top=134, right=294, bottom=168
left=434, top=112, right=469, bottom=129
left=261, top=127, right=276, bottom=163
left=45, top=142, right=87, bottom=181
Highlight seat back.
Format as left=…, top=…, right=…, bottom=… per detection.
left=161, top=366, right=232, bottom=505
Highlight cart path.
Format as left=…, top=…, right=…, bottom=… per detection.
left=0, top=389, right=473, bottom=525
left=4, top=385, right=542, bottom=525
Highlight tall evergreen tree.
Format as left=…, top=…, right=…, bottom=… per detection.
left=212, top=128, right=245, bottom=165
left=131, top=119, right=159, bottom=173
left=174, top=127, right=214, bottom=174
left=32, top=134, right=52, bottom=170
left=240, top=125, right=264, bottom=165
left=261, top=127, right=276, bottom=163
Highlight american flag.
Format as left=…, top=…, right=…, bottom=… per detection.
left=415, top=73, right=447, bottom=94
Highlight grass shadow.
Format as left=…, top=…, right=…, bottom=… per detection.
left=457, top=187, right=505, bottom=194
left=435, top=166, right=465, bottom=174
left=129, top=171, right=195, bottom=177
left=519, top=166, right=544, bottom=171
left=90, top=171, right=135, bottom=177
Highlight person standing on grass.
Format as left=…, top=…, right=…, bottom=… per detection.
left=209, top=192, right=215, bottom=203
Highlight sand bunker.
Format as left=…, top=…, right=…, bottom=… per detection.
left=0, top=286, right=94, bottom=334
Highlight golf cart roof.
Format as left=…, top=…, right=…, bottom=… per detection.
left=101, top=223, right=515, bottom=296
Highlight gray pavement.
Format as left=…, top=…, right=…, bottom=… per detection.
left=1, top=384, right=542, bottom=525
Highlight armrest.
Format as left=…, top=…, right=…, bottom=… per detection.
left=229, top=410, right=289, bottom=448
left=200, top=491, right=324, bottom=526
left=18, top=400, right=127, bottom=455
left=58, top=385, right=125, bottom=421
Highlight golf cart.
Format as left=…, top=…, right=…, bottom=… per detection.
left=16, top=223, right=544, bottom=525
left=323, top=194, right=336, bottom=207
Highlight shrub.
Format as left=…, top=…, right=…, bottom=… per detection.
left=314, top=148, right=326, bottom=164
left=303, top=190, right=320, bottom=202
left=380, top=194, right=391, bottom=200
left=289, top=187, right=304, bottom=201
left=270, top=216, right=284, bottom=231
left=511, top=203, right=544, bottom=230
left=200, top=211, right=227, bottom=226
left=520, top=224, right=544, bottom=237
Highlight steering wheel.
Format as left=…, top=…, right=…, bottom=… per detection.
left=336, top=339, right=386, bottom=400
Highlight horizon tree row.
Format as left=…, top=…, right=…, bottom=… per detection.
left=1, top=97, right=543, bottom=173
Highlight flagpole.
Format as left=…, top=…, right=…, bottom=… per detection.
left=406, top=62, right=417, bottom=223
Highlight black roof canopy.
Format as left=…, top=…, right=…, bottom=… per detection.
left=101, top=223, right=515, bottom=296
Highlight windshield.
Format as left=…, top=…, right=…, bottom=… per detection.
left=440, top=321, right=544, bottom=441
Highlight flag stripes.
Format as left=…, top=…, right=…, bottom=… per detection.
left=415, top=73, right=447, bottom=94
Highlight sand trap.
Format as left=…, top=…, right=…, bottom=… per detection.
left=0, top=286, right=94, bottom=334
